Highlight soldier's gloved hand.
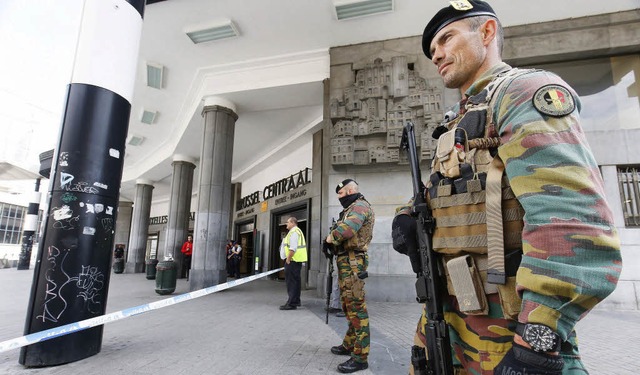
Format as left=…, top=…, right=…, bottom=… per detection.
left=322, top=240, right=334, bottom=259
left=391, top=214, right=420, bottom=274
left=494, top=343, right=563, bottom=375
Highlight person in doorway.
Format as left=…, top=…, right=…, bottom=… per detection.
left=226, top=240, right=234, bottom=277
left=326, top=179, right=375, bottom=373
left=393, top=1, right=622, bottom=374
left=113, top=244, right=125, bottom=259
left=279, top=217, right=308, bottom=311
left=229, top=241, right=242, bottom=278
left=180, top=235, right=193, bottom=280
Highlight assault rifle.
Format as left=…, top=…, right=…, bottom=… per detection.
left=322, top=218, right=338, bottom=324
left=401, top=121, right=454, bottom=375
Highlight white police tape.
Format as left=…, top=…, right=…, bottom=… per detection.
left=0, top=267, right=284, bottom=353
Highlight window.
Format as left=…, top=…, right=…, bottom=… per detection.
left=618, top=166, right=640, bottom=227
left=0, top=203, right=25, bottom=244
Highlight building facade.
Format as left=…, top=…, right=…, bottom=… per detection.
left=111, top=9, right=639, bottom=310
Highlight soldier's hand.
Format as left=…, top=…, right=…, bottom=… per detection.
left=322, top=240, right=334, bottom=259
left=391, top=214, right=420, bottom=273
left=494, top=343, right=563, bottom=375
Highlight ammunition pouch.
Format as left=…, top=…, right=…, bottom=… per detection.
left=446, top=255, right=488, bottom=315
left=349, top=274, right=365, bottom=300
left=341, top=250, right=366, bottom=300
left=442, top=251, right=522, bottom=319
left=436, top=127, right=467, bottom=179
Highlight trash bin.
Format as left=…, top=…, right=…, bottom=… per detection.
left=113, top=258, right=124, bottom=274
left=146, top=258, right=159, bottom=280
left=155, top=259, right=177, bottom=295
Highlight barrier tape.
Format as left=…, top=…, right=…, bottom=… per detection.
left=0, top=267, right=284, bottom=353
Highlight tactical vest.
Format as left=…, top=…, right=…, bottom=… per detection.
left=284, top=226, right=308, bottom=262
left=427, top=68, right=532, bottom=319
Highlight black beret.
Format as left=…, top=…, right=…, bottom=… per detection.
left=336, top=178, right=357, bottom=194
left=422, top=0, right=497, bottom=59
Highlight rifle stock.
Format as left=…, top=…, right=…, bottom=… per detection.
left=325, top=256, right=334, bottom=324
left=323, top=218, right=338, bottom=324
left=401, top=121, right=454, bottom=375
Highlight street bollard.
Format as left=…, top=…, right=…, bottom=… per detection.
left=145, top=258, right=159, bottom=280
left=112, top=258, right=125, bottom=274
left=155, top=258, right=177, bottom=295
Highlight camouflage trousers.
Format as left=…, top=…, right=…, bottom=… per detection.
left=409, top=294, right=587, bottom=375
left=337, top=251, right=370, bottom=363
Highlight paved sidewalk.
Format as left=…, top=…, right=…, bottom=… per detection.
left=0, top=267, right=638, bottom=374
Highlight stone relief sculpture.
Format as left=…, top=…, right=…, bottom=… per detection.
left=330, top=56, right=443, bottom=166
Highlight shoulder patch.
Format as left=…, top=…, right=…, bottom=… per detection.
left=532, top=84, right=575, bottom=117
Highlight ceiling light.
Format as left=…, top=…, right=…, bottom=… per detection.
left=146, top=62, right=164, bottom=89
left=186, top=20, right=239, bottom=44
left=127, top=135, right=145, bottom=146
left=141, top=110, right=157, bottom=124
left=333, top=0, right=393, bottom=20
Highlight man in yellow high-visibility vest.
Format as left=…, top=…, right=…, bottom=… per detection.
left=279, top=217, right=307, bottom=310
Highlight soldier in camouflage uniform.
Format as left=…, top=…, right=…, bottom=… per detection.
left=394, top=1, right=622, bottom=374
left=326, top=179, right=375, bottom=373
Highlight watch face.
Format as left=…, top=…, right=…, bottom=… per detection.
left=523, top=324, right=557, bottom=352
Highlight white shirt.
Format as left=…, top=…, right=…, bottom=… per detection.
left=279, top=230, right=298, bottom=260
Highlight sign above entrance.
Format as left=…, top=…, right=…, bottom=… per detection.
left=237, top=167, right=311, bottom=210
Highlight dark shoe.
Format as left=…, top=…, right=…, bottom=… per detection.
left=291, top=302, right=301, bottom=307
left=337, top=358, right=368, bottom=373
left=325, top=307, right=342, bottom=313
left=331, top=345, right=351, bottom=356
left=336, top=311, right=346, bottom=317
left=279, top=304, right=297, bottom=310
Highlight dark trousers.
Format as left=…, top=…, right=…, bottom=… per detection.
left=284, top=261, right=302, bottom=306
left=183, top=256, right=191, bottom=279
left=232, top=256, right=241, bottom=278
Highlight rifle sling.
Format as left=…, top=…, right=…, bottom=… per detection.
left=486, top=155, right=506, bottom=285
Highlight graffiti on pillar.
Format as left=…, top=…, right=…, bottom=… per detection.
left=330, top=56, right=443, bottom=165
left=61, top=192, right=78, bottom=204
left=37, top=245, right=107, bottom=322
left=60, top=172, right=74, bottom=189
left=66, top=181, right=100, bottom=194
left=76, top=265, right=105, bottom=314
left=37, top=246, right=73, bottom=323
left=51, top=205, right=80, bottom=230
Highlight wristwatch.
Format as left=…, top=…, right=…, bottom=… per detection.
left=515, top=323, right=561, bottom=352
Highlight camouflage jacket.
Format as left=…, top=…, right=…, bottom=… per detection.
left=469, top=63, right=621, bottom=339
left=329, top=195, right=375, bottom=252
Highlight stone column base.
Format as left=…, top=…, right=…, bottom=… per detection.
left=188, top=269, right=227, bottom=291
left=125, top=261, right=145, bottom=274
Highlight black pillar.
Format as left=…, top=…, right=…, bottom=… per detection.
left=20, top=0, right=146, bottom=367
left=17, top=178, right=42, bottom=270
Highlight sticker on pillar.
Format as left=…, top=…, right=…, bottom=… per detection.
left=83, top=227, right=96, bottom=236
left=93, top=182, right=108, bottom=190
left=59, top=152, right=69, bottom=166
left=109, top=149, right=120, bottom=159
left=80, top=202, right=95, bottom=213
left=261, top=201, right=268, bottom=212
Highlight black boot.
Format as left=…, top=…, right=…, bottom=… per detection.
left=337, top=358, right=368, bottom=373
left=331, top=345, right=351, bottom=356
